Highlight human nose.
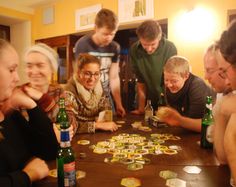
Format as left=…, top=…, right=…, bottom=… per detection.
left=224, top=77, right=231, bottom=87
left=14, top=71, right=20, bottom=83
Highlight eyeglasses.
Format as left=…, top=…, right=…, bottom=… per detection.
left=218, top=65, right=232, bottom=79
left=204, top=68, right=219, bottom=75
left=81, top=71, right=101, bottom=79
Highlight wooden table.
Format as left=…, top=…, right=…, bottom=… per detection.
left=34, top=114, right=230, bottom=187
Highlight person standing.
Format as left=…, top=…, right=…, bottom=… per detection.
left=130, top=20, right=177, bottom=113
left=74, top=8, right=125, bottom=117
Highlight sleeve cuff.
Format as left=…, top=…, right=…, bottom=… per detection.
left=37, top=93, right=55, bottom=112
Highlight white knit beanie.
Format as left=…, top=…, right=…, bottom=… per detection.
left=25, top=43, right=58, bottom=72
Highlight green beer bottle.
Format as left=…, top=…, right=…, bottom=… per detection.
left=56, top=98, right=76, bottom=187
left=200, top=96, right=213, bottom=149
left=158, top=92, right=166, bottom=107
left=144, top=100, right=153, bottom=125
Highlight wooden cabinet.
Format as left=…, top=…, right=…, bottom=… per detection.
left=36, top=35, right=79, bottom=84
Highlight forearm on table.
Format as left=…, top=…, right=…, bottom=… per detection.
left=178, top=116, right=201, bottom=132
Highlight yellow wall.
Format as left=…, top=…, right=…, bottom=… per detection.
left=31, top=0, right=236, bottom=78
left=2, top=0, right=236, bottom=79
left=0, top=6, right=32, bottom=21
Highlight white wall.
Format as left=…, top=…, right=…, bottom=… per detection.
left=11, top=21, right=31, bottom=84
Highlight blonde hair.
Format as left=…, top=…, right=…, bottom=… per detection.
left=204, top=43, right=220, bottom=65
left=164, top=55, right=190, bottom=77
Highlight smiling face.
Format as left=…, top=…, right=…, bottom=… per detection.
left=0, top=45, right=19, bottom=102
left=25, top=52, right=53, bottom=88
left=164, top=72, right=188, bottom=93
left=77, top=62, right=101, bottom=90
left=204, top=51, right=230, bottom=93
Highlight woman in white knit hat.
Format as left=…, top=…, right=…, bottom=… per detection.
left=21, top=43, right=78, bottom=140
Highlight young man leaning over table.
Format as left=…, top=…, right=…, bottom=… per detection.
left=156, top=55, right=215, bottom=132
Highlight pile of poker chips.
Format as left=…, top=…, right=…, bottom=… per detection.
left=90, top=133, right=181, bottom=170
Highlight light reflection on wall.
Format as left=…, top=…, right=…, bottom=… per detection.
left=174, top=7, right=217, bottom=43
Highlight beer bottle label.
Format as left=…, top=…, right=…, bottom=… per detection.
left=64, top=161, right=76, bottom=186
left=61, top=129, right=70, bottom=142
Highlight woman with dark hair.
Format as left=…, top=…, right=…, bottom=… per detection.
left=64, top=53, right=118, bottom=133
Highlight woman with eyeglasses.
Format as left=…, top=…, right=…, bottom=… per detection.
left=64, top=53, right=118, bottom=133
left=22, top=43, right=78, bottom=140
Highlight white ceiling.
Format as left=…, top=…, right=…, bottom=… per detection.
left=0, top=0, right=59, bottom=25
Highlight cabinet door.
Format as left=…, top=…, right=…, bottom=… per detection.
left=57, top=46, right=67, bottom=84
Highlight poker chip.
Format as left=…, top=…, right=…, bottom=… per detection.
left=120, top=158, right=134, bottom=165
left=169, top=145, right=182, bottom=151
left=77, top=139, right=90, bottom=145
left=138, top=126, right=152, bottom=132
left=169, top=136, right=181, bottom=140
left=93, top=147, right=107, bottom=154
left=183, top=166, right=201, bottom=174
left=163, top=149, right=178, bottom=155
left=135, top=157, right=151, bottom=165
left=48, top=169, right=86, bottom=179
left=121, top=177, right=141, bottom=187
left=116, top=120, right=126, bottom=124
left=92, top=132, right=181, bottom=169
left=48, top=169, right=57, bottom=178
left=166, top=178, right=186, bottom=187
left=159, top=170, right=177, bottom=180
left=76, top=170, right=86, bottom=179
left=127, top=162, right=143, bottom=171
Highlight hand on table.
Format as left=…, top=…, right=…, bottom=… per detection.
left=23, top=157, right=49, bottom=182
left=116, top=105, right=126, bottom=117
left=96, top=121, right=118, bottom=132
left=156, top=107, right=181, bottom=127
